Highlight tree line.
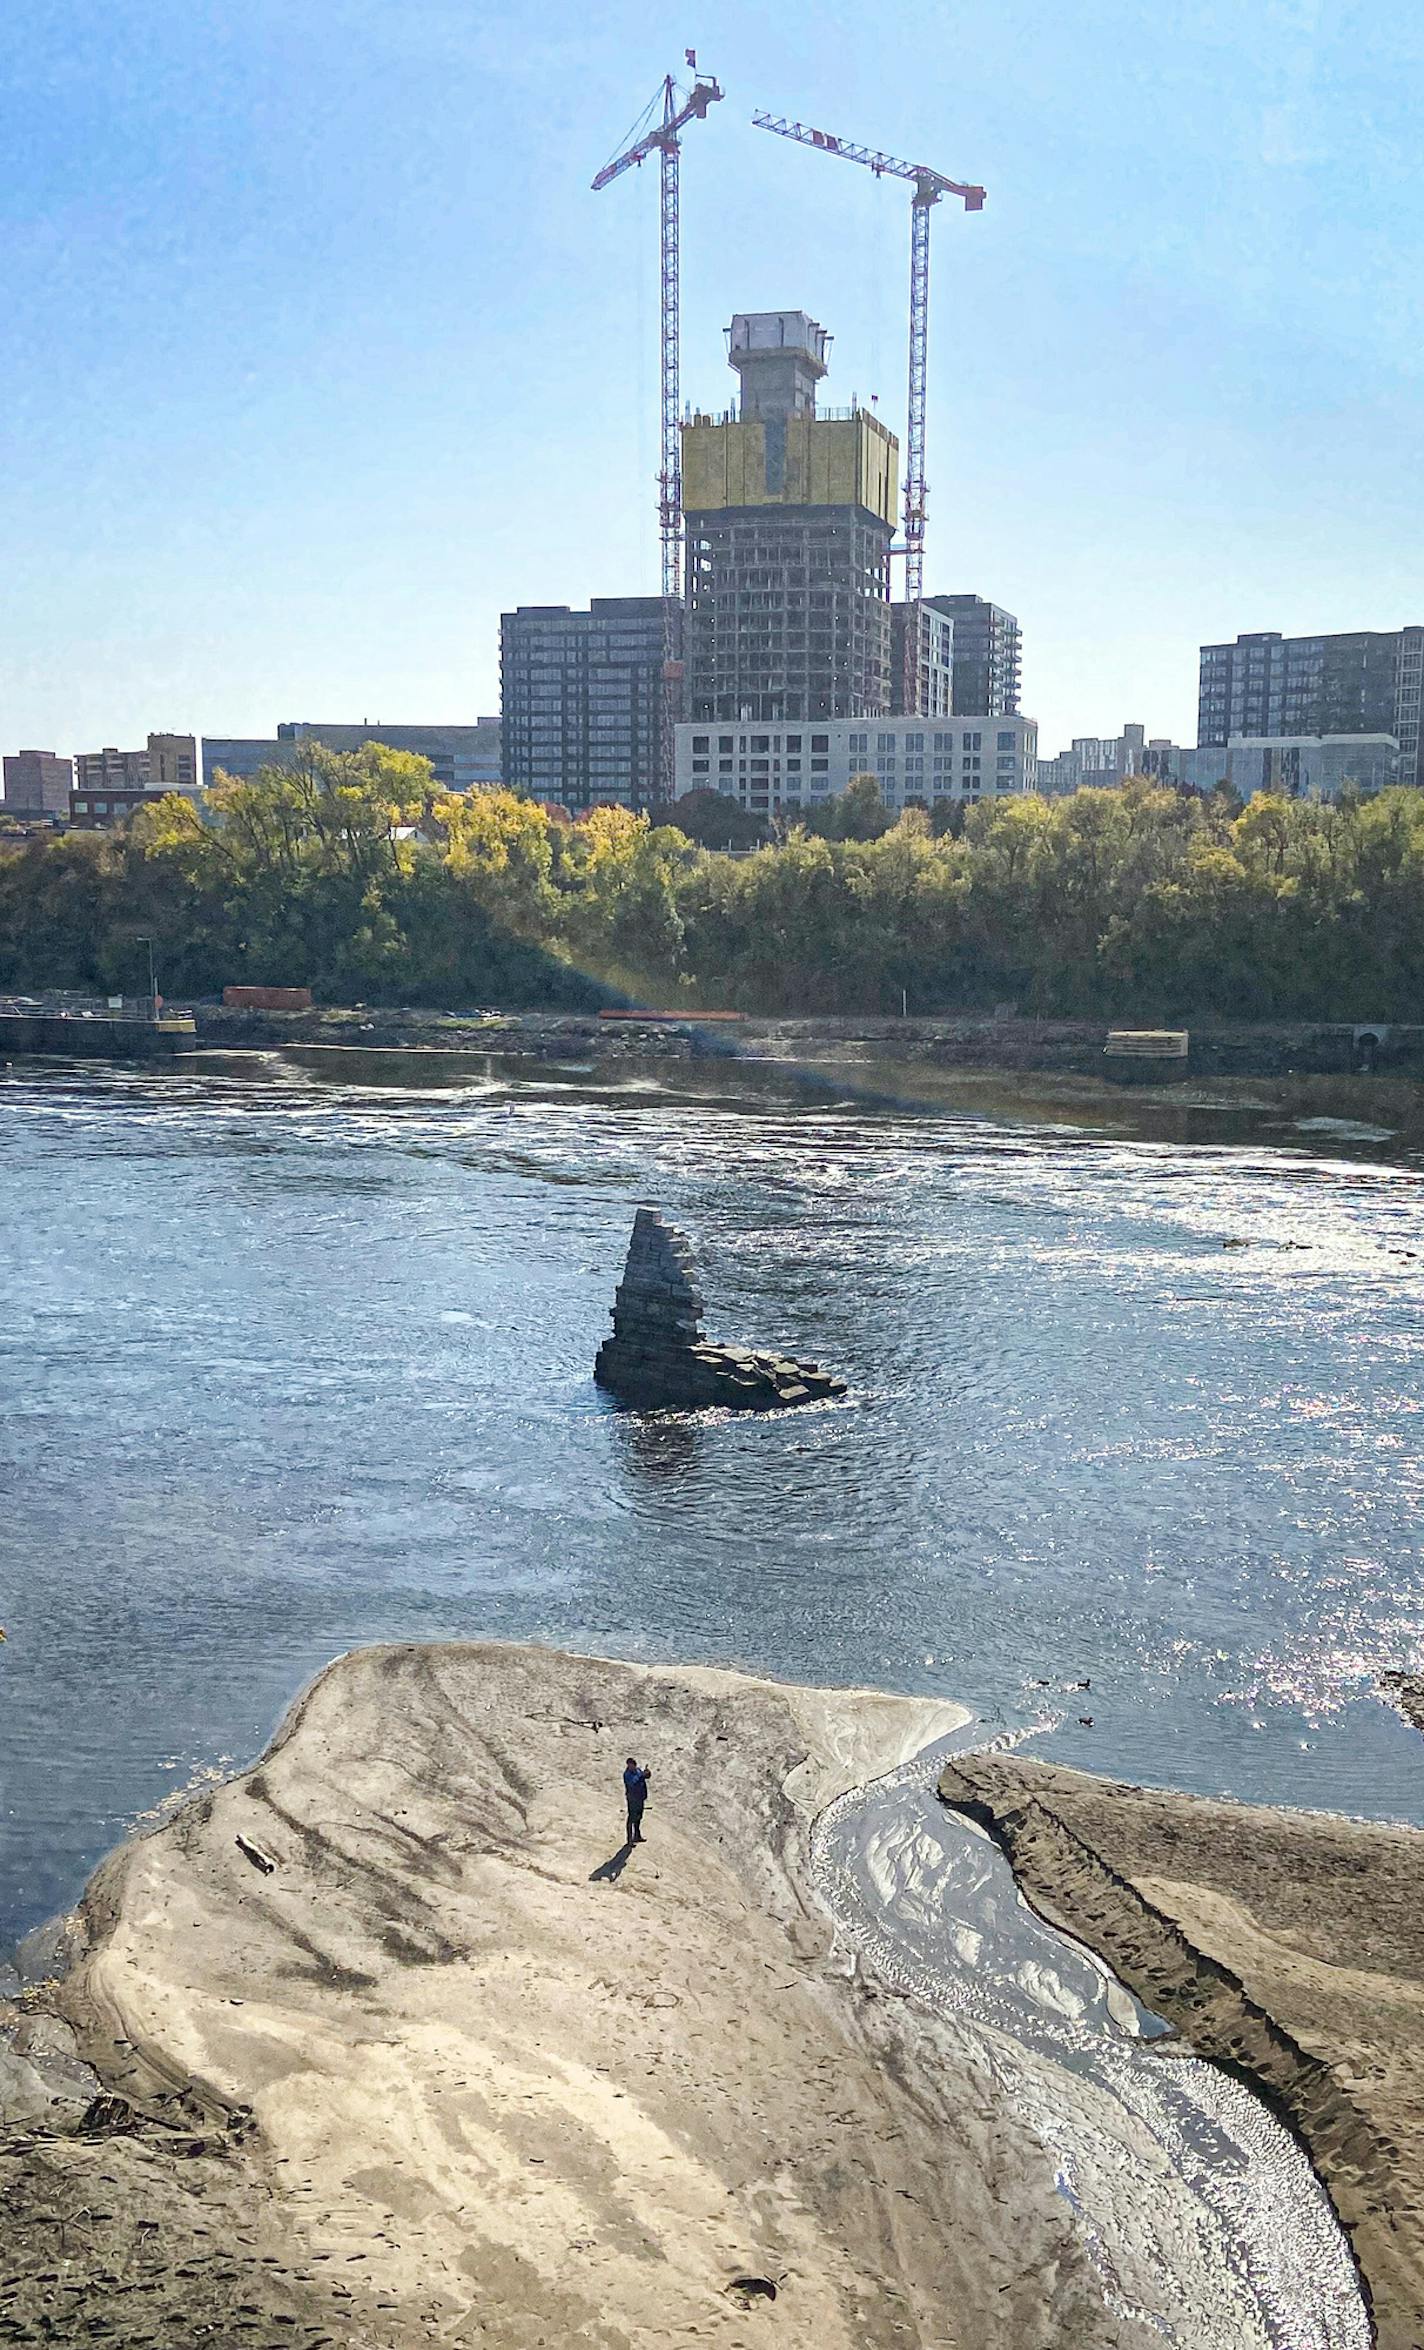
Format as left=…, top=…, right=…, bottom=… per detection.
left=2, top=743, right=1421, bottom=1021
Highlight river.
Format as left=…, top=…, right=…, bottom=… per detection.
left=2, top=1049, right=1422, bottom=1947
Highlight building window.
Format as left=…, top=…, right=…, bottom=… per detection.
left=719, top=736, right=734, bottom=752
left=811, top=734, right=829, bottom=752
left=785, top=734, right=802, bottom=751
left=692, top=759, right=709, bottom=775
left=692, top=735, right=709, bottom=753
left=811, top=758, right=829, bottom=773
left=997, top=731, right=1015, bottom=751
left=752, top=734, right=770, bottom=752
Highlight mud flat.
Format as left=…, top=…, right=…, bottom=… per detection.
left=940, top=1749, right=1424, bottom=2349
left=0, top=1643, right=1381, bottom=2348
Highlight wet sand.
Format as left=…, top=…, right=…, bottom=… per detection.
left=2, top=1643, right=1154, bottom=2349
left=940, top=1749, right=1424, bottom=2349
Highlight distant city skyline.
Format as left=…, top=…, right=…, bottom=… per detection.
left=1, top=0, right=1420, bottom=755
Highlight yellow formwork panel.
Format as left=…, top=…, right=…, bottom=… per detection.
left=682, top=412, right=898, bottom=523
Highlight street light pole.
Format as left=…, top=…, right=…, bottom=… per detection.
left=137, top=935, right=157, bottom=1022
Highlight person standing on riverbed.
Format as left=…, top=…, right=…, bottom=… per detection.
left=623, top=1758, right=651, bottom=1844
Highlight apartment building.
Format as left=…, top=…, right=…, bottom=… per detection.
left=1199, top=628, right=1424, bottom=786
left=2, top=750, right=74, bottom=816
left=674, top=714, right=1037, bottom=819
left=74, top=733, right=199, bottom=796
left=500, top=598, right=669, bottom=808
left=924, top=595, right=1022, bottom=716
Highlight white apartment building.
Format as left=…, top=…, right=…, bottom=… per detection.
left=673, top=714, right=1038, bottom=818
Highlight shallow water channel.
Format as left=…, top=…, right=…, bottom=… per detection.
left=815, top=1726, right=1369, bottom=2347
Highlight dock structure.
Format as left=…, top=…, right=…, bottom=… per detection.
left=594, top=1208, right=846, bottom=1412
left=0, top=1003, right=195, bottom=1059
left=1103, top=1028, right=1190, bottom=1085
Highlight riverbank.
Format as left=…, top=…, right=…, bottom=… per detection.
left=940, top=1748, right=1424, bottom=2349
left=194, top=1000, right=1424, bottom=1080
left=182, top=1005, right=1424, bottom=1141
left=2, top=1643, right=1160, bottom=2350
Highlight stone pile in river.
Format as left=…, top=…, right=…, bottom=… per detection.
left=594, top=1207, right=846, bottom=1411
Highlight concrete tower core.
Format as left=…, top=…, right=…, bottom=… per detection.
left=726, top=311, right=829, bottom=421
left=681, top=313, right=899, bottom=725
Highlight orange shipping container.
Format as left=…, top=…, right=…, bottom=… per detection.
left=222, top=985, right=313, bottom=1012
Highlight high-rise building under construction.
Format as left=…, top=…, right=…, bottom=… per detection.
left=681, top=312, right=899, bottom=724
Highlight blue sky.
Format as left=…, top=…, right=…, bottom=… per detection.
left=1, top=0, right=1420, bottom=758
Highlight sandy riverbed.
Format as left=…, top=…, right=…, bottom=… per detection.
left=0, top=1644, right=1404, bottom=2347
left=2, top=1642, right=1159, bottom=2349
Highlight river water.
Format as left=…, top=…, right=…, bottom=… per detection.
left=815, top=1724, right=1368, bottom=2347
left=2, top=1050, right=1423, bottom=1947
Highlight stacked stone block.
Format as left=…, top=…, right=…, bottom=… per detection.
left=594, top=1207, right=847, bottom=1412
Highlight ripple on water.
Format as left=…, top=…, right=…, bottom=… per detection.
left=814, top=1730, right=1370, bottom=2349
left=0, top=1058, right=1422, bottom=1944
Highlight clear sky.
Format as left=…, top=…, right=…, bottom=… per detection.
left=2, top=0, right=1420, bottom=759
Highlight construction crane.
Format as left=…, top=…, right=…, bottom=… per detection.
left=594, top=59, right=723, bottom=791
left=752, top=112, right=984, bottom=706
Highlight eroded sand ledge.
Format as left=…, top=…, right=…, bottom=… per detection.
left=940, top=1749, right=1424, bottom=2350
left=1, top=1643, right=1161, bottom=2349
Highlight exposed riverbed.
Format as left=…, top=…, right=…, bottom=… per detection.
left=816, top=1726, right=1369, bottom=2346
left=0, top=1645, right=1385, bottom=2346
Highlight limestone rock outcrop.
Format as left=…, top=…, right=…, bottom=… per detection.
left=594, top=1207, right=847, bottom=1411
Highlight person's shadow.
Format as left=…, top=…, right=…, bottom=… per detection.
left=590, top=1840, right=635, bottom=1884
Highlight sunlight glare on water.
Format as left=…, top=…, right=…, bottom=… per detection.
left=1, top=1054, right=1422, bottom=1943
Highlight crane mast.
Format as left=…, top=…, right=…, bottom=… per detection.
left=751, top=112, right=984, bottom=708
left=594, top=64, right=723, bottom=793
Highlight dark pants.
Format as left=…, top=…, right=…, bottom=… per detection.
left=626, top=1802, right=645, bottom=1843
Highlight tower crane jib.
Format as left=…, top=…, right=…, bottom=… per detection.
left=751, top=110, right=984, bottom=707
left=593, top=63, right=724, bottom=794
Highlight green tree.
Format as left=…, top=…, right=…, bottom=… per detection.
left=804, top=772, right=892, bottom=842
left=6, top=766, right=1424, bottom=1023
left=666, top=790, right=770, bottom=850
